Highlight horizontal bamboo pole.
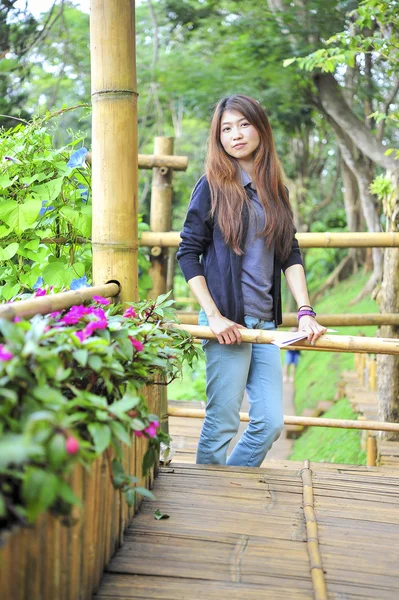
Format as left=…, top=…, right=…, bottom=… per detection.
left=0, top=282, right=120, bottom=320
left=140, top=231, right=399, bottom=248
left=176, top=311, right=399, bottom=327
left=167, top=406, right=399, bottom=432
left=85, top=151, right=188, bottom=171
left=173, top=324, right=399, bottom=355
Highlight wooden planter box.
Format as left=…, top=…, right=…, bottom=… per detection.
left=0, top=383, right=166, bottom=600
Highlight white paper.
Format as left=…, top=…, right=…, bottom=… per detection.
left=271, top=329, right=337, bottom=348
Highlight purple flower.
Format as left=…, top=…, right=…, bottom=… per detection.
left=60, top=305, right=91, bottom=325
left=74, top=330, right=86, bottom=343
left=92, top=295, right=111, bottom=306
left=34, top=288, right=47, bottom=297
left=0, top=345, right=13, bottom=361
left=123, top=307, right=137, bottom=319
left=13, top=316, right=21, bottom=323
left=129, top=337, right=144, bottom=352
left=144, top=423, right=158, bottom=438
left=67, top=147, right=88, bottom=168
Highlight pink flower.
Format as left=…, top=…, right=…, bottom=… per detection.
left=134, top=430, right=144, bottom=437
left=49, top=311, right=61, bottom=318
left=92, top=295, right=111, bottom=305
left=60, top=305, right=91, bottom=325
left=83, top=319, right=107, bottom=337
left=150, top=420, right=160, bottom=429
left=65, top=436, right=80, bottom=455
left=144, top=424, right=158, bottom=438
left=75, top=330, right=86, bottom=342
left=123, top=307, right=137, bottom=319
left=34, top=288, right=47, bottom=297
left=13, top=316, right=21, bottom=323
left=0, top=344, right=13, bottom=361
left=129, top=337, right=144, bottom=352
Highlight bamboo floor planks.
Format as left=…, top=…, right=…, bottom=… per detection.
left=94, top=460, right=399, bottom=599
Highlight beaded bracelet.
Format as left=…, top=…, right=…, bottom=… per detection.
left=298, top=304, right=313, bottom=311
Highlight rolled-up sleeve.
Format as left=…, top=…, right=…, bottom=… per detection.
left=176, top=176, right=214, bottom=282
left=281, top=227, right=303, bottom=273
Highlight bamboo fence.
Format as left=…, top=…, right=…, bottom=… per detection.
left=85, top=151, right=188, bottom=171
left=172, top=324, right=399, bottom=355
left=175, top=311, right=399, bottom=327
left=140, top=231, right=399, bottom=248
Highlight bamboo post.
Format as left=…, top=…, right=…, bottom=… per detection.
left=369, top=357, right=377, bottom=391
left=149, top=136, right=174, bottom=300
left=90, top=0, right=138, bottom=303
left=367, top=435, right=377, bottom=466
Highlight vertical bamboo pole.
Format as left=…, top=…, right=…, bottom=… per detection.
left=90, top=0, right=138, bottom=303
left=369, top=357, right=377, bottom=391
left=367, top=435, right=377, bottom=466
left=149, top=136, right=174, bottom=299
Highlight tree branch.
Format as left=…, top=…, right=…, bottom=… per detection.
left=314, top=73, right=398, bottom=172
left=377, top=78, right=399, bottom=142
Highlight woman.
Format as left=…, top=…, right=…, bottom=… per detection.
left=177, top=94, right=326, bottom=467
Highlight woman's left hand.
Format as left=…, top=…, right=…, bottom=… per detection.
left=298, top=315, right=327, bottom=345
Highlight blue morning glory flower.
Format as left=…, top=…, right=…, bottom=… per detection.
left=78, top=184, right=89, bottom=203
left=67, top=147, right=89, bottom=168
left=33, top=276, right=44, bottom=289
left=39, top=200, right=55, bottom=216
left=70, top=275, right=90, bottom=290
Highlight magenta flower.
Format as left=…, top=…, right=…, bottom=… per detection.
left=49, top=311, right=61, bottom=318
left=92, top=295, right=111, bottom=305
left=34, top=288, right=47, bottom=297
left=134, top=430, right=144, bottom=437
left=13, top=316, right=21, bottom=323
left=75, top=330, right=86, bottom=343
left=65, top=436, right=80, bottom=455
left=129, top=337, right=144, bottom=352
left=0, top=345, right=13, bottom=361
left=83, top=318, right=107, bottom=337
left=60, top=305, right=91, bottom=325
left=144, top=424, right=158, bottom=438
left=123, top=307, right=137, bottom=319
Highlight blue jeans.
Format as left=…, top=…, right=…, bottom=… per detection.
left=197, top=311, right=283, bottom=467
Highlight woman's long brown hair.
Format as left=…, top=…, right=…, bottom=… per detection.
left=206, top=94, right=294, bottom=262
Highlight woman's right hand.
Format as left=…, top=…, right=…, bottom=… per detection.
left=208, top=315, right=244, bottom=345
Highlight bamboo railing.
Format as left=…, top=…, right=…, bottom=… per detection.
left=86, top=151, right=188, bottom=171
left=172, top=324, right=399, bottom=355
left=175, top=311, right=399, bottom=327
left=0, top=282, right=120, bottom=320
left=140, top=231, right=399, bottom=248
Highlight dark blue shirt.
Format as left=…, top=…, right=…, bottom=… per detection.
left=176, top=176, right=303, bottom=327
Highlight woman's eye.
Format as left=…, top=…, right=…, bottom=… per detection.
left=222, top=127, right=230, bottom=132
left=241, top=122, right=249, bottom=127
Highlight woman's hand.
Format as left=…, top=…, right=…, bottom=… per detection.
left=298, top=315, right=327, bottom=345
left=208, top=315, right=244, bottom=345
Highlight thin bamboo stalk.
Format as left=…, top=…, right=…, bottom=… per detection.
left=367, top=436, right=377, bottom=467
left=176, top=311, right=399, bottom=327
left=148, top=137, right=174, bottom=300
left=0, top=282, right=120, bottom=321
left=167, top=405, right=399, bottom=432
left=91, top=0, right=138, bottom=303
left=172, top=324, right=399, bottom=355
left=301, top=460, right=328, bottom=600
left=139, top=231, right=399, bottom=248
left=85, top=151, right=188, bottom=171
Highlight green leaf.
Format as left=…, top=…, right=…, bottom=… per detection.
left=22, top=468, right=59, bottom=522
left=0, top=242, right=19, bottom=261
left=32, top=177, right=64, bottom=203
left=0, top=199, right=42, bottom=234
left=125, top=488, right=136, bottom=506
left=142, top=446, right=156, bottom=476
left=154, top=509, right=170, bottom=520
left=88, top=423, right=111, bottom=454
left=47, top=434, right=67, bottom=469
left=109, top=394, right=140, bottom=418
left=283, top=57, right=297, bottom=67
left=58, top=480, right=81, bottom=507
left=0, top=493, right=6, bottom=518
left=111, top=458, right=126, bottom=487
left=88, top=355, right=103, bottom=371
left=43, top=260, right=85, bottom=288
left=110, top=421, right=132, bottom=446
left=135, top=487, right=155, bottom=500
left=72, top=349, right=89, bottom=367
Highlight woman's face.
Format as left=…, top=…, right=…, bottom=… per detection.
left=219, top=110, right=260, bottom=163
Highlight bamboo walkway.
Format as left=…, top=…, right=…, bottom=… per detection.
left=94, top=460, right=399, bottom=599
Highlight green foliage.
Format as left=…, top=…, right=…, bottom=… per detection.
left=290, top=398, right=367, bottom=465
left=0, top=121, right=152, bottom=300
left=0, top=292, right=200, bottom=529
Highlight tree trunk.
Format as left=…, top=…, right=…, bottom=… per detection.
left=376, top=175, right=399, bottom=438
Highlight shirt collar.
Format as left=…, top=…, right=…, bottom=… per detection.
left=240, top=168, right=252, bottom=188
